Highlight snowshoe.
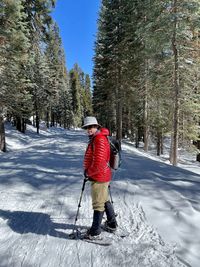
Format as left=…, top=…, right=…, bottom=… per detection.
left=83, top=229, right=102, bottom=240
left=102, top=221, right=117, bottom=233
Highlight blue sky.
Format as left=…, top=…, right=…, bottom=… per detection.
left=52, top=0, right=100, bottom=77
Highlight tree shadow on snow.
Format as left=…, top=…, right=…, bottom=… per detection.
left=0, top=209, right=85, bottom=240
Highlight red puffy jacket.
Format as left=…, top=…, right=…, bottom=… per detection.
left=83, top=128, right=111, bottom=182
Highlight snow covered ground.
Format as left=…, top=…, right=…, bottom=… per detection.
left=0, top=123, right=199, bottom=267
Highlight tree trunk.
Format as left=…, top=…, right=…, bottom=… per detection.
left=63, top=110, right=66, bottom=129
left=170, top=0, right=180, bottom=166
left=116, top=64, right=123, bottom=140
left=46, top=110, right=50, bottom=128
left=16, top=116, right=22, bottom=132
left=143, top=59, right=149, bottom=152
left=169, top=131, right=174, bottom=163
left=161, top=133, right=164, bottom=155
left=0, top=114, right=6, bottom=152
left=21, top=118, right=26, bottom=133
left=135, top=128, right=139, bottom=148
left=51, top=110, right=55, bottom=127
left=156, top=130, right=161, bottom=156
left=36, top=110, right=39, bottom=134
left=116, top=97, right=122, bottom=140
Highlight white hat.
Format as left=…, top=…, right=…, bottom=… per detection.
left=82, top=116, right=101, bottom=129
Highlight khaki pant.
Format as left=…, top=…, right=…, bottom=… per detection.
left=91, top=181, right=109, bottom=211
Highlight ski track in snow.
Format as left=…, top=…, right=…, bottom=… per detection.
left=0, top=125, right=199, bottom=266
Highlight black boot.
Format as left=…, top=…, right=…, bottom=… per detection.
left=104, top=201, right=118, bottom=232
left=86, top=210, right=104, bottom=238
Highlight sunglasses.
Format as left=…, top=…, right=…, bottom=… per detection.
left=85, top=125, right=97, bottom=130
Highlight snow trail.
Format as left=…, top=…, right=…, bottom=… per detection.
left=0, top=125, right=198, bottom=266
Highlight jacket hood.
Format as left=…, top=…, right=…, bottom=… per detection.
left=100, top=127, right=110, bottom=136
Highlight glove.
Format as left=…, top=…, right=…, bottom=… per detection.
left=84, top=170, right=88, bottom=178
left=84, top=170, right=94, bottom=182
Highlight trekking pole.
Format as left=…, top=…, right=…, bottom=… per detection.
left=109, top=170, right=116, bottom=205
left=108, top=184, right=114, bottom=205
left=109, top=170, right=119, bottom=217
left=70, top=177, right=87, bottom=238
left=108, top=183, right=118, bottom=218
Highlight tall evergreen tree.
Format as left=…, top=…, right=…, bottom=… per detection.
left=56, top=49, right=72, bottom=129
left=82, top=74, right=93, bottom=117
left=1, top=0, right=33, bottom=136
left=69, top=66, right=83, bottom=127
left=93, top=0, right=200, bottom=164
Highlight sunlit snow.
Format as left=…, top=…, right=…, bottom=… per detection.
left=0, top=123, right=199, bottom=267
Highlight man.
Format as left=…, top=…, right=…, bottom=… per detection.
left=82, top=116, right=117, bottom=239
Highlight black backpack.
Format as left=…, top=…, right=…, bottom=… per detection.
left=107, top=136, right=122, bottom=170
left=91, top=135, right=122, bottom=170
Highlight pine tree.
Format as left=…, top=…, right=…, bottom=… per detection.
left=69, top=65, right=83, bottom=127
left=56, top=50, right=72, bottom=129
left=93, top=0, right=126, bottom=138
left=161, top=0, right=200, bottom=165
left=93, top=0, right=200, bottom=164
left=0, top=0, right=33, bottom=136
left=45, top=22, right=68, bottom=128
left=82, top=74, right=93, bottom=117
left=23, top=0, right=56, bottom=132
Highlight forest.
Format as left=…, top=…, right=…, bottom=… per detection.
left=0, top=0, right=200, bottom=166
left=0, top=0, right=93, bottom=147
